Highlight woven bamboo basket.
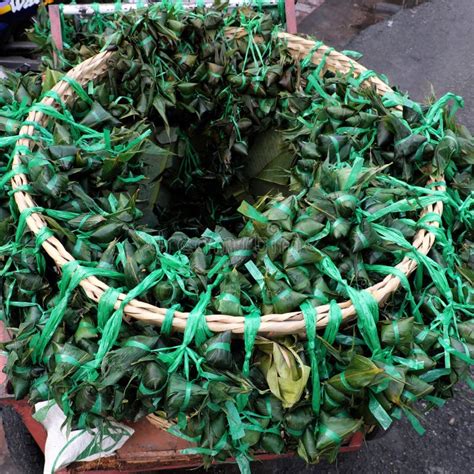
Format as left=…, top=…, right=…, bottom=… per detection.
left=11, top=31, right=444, bottom=337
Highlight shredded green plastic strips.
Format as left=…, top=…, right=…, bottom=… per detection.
left=31, top=261, right=123, bottom=363
left=0, top=3, right=472, bottom=472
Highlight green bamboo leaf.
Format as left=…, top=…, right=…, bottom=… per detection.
left=245, top=130, right=294, bottom=188
left=381, top=317, right=414, bottom=353
left=297, top=426, right=318, bottom=463
left=254, top=395, right=283, bottom=423
left=255, top=337, right=310, bottom=408
left=165, top=374, right=208, bottom=417
left=202, top=331, right=233, bottom=369
left=458, top=320, right=474, bottom=344
left=285, top=405, right=313, bottom=436
left=260, top=432, right=284, bottom=454
left=316, top=412, right=362, bottom=460
left=42, top=68, right=64, bottom=94
left=141, top=361, right=168, bottom=392
left=89, top=223, right=125, bottom=244
left=328, top=355, right=385, bottom=395
left=80, top=101, right=120, bottom=128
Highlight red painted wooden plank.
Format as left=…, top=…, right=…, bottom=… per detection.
left=285, top=0, right=298, bottom=33
left=49, top=4, right=64, bottom=67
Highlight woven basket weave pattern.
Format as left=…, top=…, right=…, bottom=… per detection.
left=11, top=33, right=444, bottom=336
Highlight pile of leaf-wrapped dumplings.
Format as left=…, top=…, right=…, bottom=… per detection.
left=0, top=4, right=473, bottom=471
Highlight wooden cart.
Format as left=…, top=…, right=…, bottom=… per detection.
left=0, top=319, right=364, bottom=473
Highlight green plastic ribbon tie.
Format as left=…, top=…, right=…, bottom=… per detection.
left=205, top=342, right=231, bottom=354
left=162, top=304, right=179, bottom=337
left=243, top=307, right=261, bottom=377
left=339, top=371, right=359, bottom=393
left=319, top=425, right=342, bottom=445
left=392, top=320, right=401, bottom=346
left=369, top=392, right=392, bottom=430
left=324, top=300, right=342, bottom=345
left=62, top=76, right=94, bottom=105
left=365, top=264, right=422, bottom=322
left=31, top=262, right=121, bottom=363
left=402, top=408, right=426, bottom=436
left=301, top=301, right=320, bottom=414
left=224, top=400, right=246, bottom=441
left=347, top=287, right=381, bottom=355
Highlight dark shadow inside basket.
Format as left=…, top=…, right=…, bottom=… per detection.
left=147, top=116, right=295, bottom=238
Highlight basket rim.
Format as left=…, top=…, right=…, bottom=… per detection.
left=10, top=31, right=444, bottom=336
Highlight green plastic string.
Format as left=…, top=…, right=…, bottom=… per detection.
left=30, top=262, right=122, bottom=363
left=301, top=301, right=320, bottom=414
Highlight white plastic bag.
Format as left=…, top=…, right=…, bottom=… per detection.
left=34, top=401, right=134, bottom=474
